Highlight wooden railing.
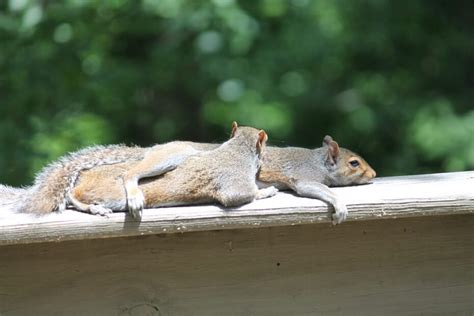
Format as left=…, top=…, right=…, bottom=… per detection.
left=0, top=171, right=473, bottom=315
left=1, top=171, right=473, bottom=245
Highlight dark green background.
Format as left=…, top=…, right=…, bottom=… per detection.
left=1, top=0, right=473, bottom=186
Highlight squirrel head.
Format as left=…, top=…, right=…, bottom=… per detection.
left=230, top=121, right=268, bottom=159
left=322, top=135, right=376, bottom=186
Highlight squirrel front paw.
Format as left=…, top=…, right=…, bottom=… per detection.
left=256, top=186, right=278, bottom=200
left=89, top=205, right=113, bottom=217
left=126, top=183, right=145, bottom=219
left=332, top=202, right=348, bottom=225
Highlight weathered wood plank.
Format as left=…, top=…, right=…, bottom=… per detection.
left=0, top=171, right=473, bottom=245
left=0, top=215, right=472, bottom=315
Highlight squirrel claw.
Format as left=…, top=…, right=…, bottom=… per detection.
left=256, top=186, right=278, bottom=200
left=127, top=190, right=145, bottom=219
left=89, top=205, right=113, bottom=217
left=332, top=202, right=348, bottom=225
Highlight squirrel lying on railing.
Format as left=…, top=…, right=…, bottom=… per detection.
left=0, top=122, right=375, bottom=224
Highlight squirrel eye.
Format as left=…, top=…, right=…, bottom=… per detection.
left=349, top=160, right=360, bottom=168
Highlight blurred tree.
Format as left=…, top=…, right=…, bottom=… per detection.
left=0, top=0, right=472, bottom=186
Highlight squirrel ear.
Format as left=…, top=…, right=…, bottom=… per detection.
left=231, top=121, right=239, bottom=138
left=256, top=130, right=268, bottom=153
left=323, top=135, right=340, bottom=165
left=323, top=135, right=334, bottom=147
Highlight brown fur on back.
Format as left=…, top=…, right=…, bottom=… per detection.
left=72, top=126, right=263, bottom=209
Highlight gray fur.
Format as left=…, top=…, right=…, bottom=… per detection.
left=0, top=185, right=28, bottom=212
left=1, top=144, right=147, bottom=214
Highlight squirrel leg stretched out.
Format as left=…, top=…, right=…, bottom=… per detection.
left=121, top=143, right=201, bottom=218
left=67, top=142, right=199, bottom=218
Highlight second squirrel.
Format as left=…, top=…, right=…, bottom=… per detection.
left=68, top=122, right=278, bottom=216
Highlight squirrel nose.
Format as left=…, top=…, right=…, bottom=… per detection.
left=370, top=169, right=376, bottom=179
left=364, top=168, right=376, bottom=180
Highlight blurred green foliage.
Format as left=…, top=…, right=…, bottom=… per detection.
left=0, top=0, right=473, bottom=186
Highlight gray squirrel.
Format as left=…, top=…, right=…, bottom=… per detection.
left=0, top=123, right=375, bottom=224
left=68, top=122, right=278, bottom=217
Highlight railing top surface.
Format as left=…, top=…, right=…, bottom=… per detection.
left=1, top=171, right=473, bottom=246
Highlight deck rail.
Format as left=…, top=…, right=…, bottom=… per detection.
left=1, top=171, right=473, bottom=246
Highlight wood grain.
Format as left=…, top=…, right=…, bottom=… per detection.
left=0, top=171, right=473, bottom=245
left=0, top=215, right=472, bottom=315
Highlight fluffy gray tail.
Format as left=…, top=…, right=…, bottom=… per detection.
left=0, top=184, right=30, bottom=213
left=18, top=144, right=146, bottom=214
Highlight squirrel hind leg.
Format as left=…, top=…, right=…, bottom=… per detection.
left=67, top=191, right=91, bottom=212
left=89, top=205, right=113, bottom=217
left=255, top=186, right=278, bottom=200
left=123, top=147, right=198, bottom=219
left=67, top=192, right=113, bottom=217
left=215, top=185, right=260, bottom=208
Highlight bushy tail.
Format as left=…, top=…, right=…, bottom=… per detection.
left=18, top=144, right=147, bottom=214
left=0, top=184, right=30, bottom=213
